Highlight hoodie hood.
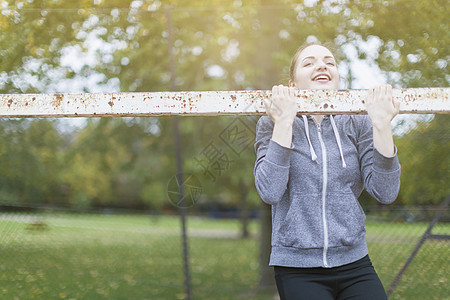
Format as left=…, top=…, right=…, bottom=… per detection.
left=301, top=115, right=347, bottom=168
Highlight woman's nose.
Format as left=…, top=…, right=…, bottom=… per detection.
left=316, top=61, right=327, bottom=70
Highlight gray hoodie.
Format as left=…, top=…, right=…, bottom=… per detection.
left=254, top=114, right=401, bottom=268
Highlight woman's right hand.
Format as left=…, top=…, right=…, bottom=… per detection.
left=264, top=85, right=298, bottom=126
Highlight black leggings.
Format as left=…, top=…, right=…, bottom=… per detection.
left=274, top=255, right=387, bottom=300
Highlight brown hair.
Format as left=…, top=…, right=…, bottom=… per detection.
left=289, top=41, right=339, bottom=85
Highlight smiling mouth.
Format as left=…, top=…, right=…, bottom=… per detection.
left=313, top=74, right=331, bottom=82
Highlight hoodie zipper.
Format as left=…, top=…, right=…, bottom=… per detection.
left=316, top=121, right=329, bottom=268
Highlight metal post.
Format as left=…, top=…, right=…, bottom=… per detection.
left=166, top=6, right=192, bottom=300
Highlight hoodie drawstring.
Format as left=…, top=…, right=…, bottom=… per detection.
left=330, top=115, right=347, bottom=168
left=302, top=115, right=318, bottom=162
left=302, top=115, right=347, bottom=168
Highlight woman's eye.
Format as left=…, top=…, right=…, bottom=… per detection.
left=327, top=62, right=335, bottom=66
left=304, top=63, right=312, bottom=67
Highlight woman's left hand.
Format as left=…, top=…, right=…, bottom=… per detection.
left=366, top=84, right=400, bottom=130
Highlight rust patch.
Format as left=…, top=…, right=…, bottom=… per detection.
left=108, top=101, right=114, bottom=108
left=7, top=99, right=13, bottom=108
left=53, top=94, right=64, bottom=107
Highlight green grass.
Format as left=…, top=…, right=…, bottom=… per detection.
left=0, top=213, right=448, bottom=299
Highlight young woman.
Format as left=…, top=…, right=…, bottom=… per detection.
left=253, top=43, right=401, bottom=300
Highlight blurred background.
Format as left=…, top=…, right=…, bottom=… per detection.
left=0, top=0, right=448, bottom=299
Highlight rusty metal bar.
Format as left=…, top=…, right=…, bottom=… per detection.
left=0, top=88, right=448, bottom=118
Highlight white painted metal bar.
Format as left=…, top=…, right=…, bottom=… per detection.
left=0, top=88, right=448, bottom=118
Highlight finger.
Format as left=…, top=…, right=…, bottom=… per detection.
left=383, top=84, right=391, bottom=100
left=393, top=98, right=400, bottom=113
left=289, top=86, right=295, bottom=98
left=277, top=85, right=286, bottom=100
left=367, top=87, right=374, bottom=104
left=375, top=86, right=381, bottom=102
left=272, top=85, right=279, bottom=98
left=386, top=84, right=392, bottom=93
left=380, top=85, right=386, bottom=99
left=263, top=98, right=271, bottom=111
left=272, top=86, right=281, bottom=108
left=386, top=84, right=392, bottom=100
left=285, top=86, right=291, bottom=99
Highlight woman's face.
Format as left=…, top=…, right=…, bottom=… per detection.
left=291, top=45, right=339, bottom=90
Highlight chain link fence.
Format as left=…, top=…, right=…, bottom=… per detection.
left=0, top=200, right=448, bottom=299
left=0, top=114, right=449, bottom=299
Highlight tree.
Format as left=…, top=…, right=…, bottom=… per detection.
left=60, top=117, right=174, bottom=210
left=347, top=0, right=449, bottom=87
left=0, top=119, right=63, bottom=205
left=1, top=1, right=448, bottom=296
left=0, top=0, right=100, bottom=93
left=395, top=115, right=449, bottom=205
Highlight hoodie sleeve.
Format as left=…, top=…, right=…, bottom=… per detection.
left=357, top=115, right=401, bottom=204
left=253, top=116, right=293, bottom=205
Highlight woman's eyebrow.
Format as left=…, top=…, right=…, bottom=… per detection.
left=302, top=55, right=335, bottom=62
left=302, top=56, right=315, bottom=62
